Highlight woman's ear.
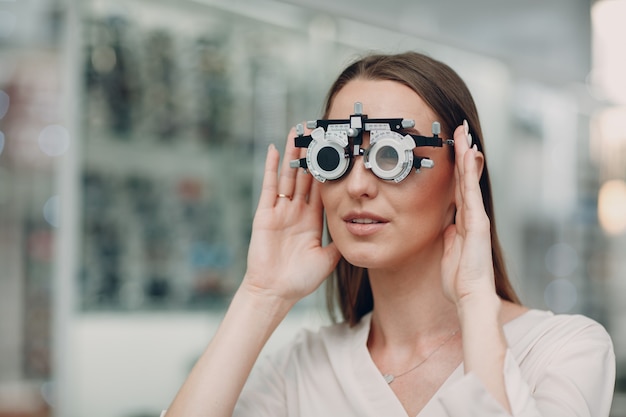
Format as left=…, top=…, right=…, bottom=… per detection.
left=473, top=146, right=485, bottom=178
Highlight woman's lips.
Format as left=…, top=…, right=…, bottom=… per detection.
left=343, top=213, right=388, bottom=236
left=349, top=218, right=380, bottom=224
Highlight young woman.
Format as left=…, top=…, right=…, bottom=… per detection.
left=163, top=52, right=615, bottom=417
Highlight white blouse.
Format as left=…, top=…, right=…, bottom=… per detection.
left=233, top=309, right=615, bottom=417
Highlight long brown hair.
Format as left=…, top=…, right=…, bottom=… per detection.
left=323, top=51, right=521, bottom=326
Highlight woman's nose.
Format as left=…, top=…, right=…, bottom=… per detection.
left=344, top=156, right=378, bottom=199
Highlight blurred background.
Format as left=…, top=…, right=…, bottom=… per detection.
left=0, top=0, right=625, bottom=416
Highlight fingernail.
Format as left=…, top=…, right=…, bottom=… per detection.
left=268, top=143, right=275, bottom=151
left=467, top=133, right=473, bottom=148
left=472, top=144, right=478, bottom=152
left=463, top=119, right=469, bottom=136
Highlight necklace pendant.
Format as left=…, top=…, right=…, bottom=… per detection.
left=383, top=374, right=395, bottom=384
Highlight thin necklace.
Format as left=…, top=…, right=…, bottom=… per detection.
left=382, top=328, right=460, bottom=384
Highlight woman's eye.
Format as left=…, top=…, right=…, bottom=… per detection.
left=375, top=145, right=399, bottom=170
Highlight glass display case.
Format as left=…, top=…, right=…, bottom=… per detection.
left=76, top=0, right=356, bottom=311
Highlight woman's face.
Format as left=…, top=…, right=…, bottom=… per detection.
left=320, top=79, right=456, bottom=271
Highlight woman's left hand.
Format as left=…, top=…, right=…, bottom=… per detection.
left=441, top=122, right=512, bottom=413
left=441, top=122, right=497, bottom=307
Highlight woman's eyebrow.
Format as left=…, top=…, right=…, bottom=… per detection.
left=402, top=127, right=424, bottom=136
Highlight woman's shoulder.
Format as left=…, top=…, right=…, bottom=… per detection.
left=504, top=306, right=614, bottom=362
left=500, top=306, right=616, bottom=404
left=505, top=307, right=610, bottom=337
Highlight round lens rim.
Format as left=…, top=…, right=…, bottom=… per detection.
left=365, top=131, right=414, bottom=182
left=306, top=131, right=350, bottom=182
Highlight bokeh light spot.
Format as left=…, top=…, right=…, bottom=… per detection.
left=545, top=242, right=578, bottom=277
left=43, top=195, right=60, bottom=228
left=544, top=278, right=578, bottom=313
left=598, top=179, right=626, bottom=235
left=38, top=125, right=70, bottom=157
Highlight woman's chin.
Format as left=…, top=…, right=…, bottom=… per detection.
left=341, top=251, right=384, bottom=270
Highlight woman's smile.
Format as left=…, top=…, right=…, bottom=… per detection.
left=343, top=211, right=389, bottom=236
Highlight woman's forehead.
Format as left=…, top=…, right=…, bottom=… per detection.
left=328, top=79, right=437, bottom=124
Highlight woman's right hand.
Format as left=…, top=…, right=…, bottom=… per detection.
left=241, top=126, right=342, bottom=305
left=164, top=128, right=340, bottom=417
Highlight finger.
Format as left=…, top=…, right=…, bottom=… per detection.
left=452, top=123, right=469, bottom=232
left=453, top=162, right=464, bottom=234
left=258, top=144, right=281, bottom=209
left=277, top=126, right=300, bottom=197
left=292, top=123, right=316, bottom=201
left=293, top=163, right=314, bottom=201
left=461, top=147, right=490, bottom=239
left=462, top=147, right=485, bottom=213
left=453, top=122, right=471, bottom=181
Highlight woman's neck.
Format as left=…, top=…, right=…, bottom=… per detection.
left=367, top=263, right=459, bottom=348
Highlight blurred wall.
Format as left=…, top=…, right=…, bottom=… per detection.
left=1, top=1, right=624, bottom=417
